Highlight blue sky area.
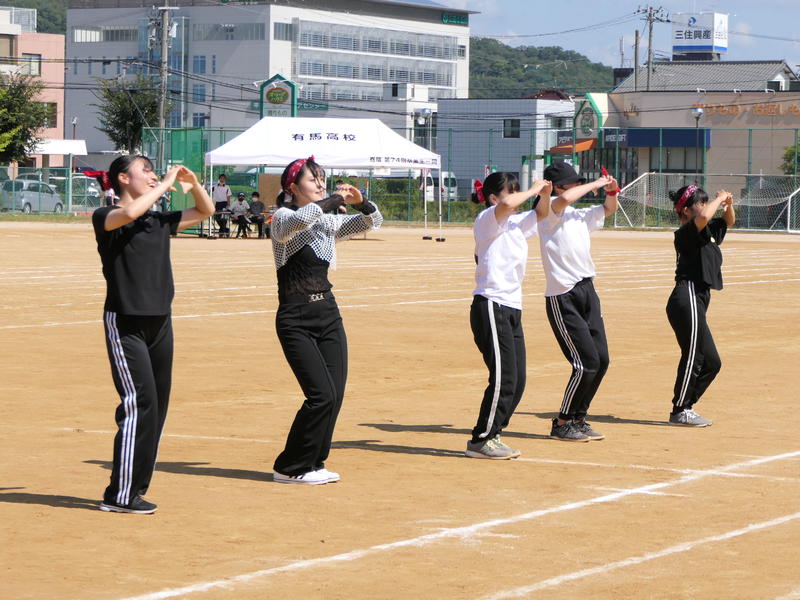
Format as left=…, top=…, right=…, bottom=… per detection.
left=447, top=0, right=800, bottom=70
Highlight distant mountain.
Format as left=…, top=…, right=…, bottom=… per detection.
left=469, top=37, right=614, bottom=98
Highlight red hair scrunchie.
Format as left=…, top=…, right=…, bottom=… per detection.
left=84, top=170, right=112, bottom=192
left=474, top=179, right=485, bottom=204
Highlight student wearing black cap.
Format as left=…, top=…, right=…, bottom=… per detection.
left=539, top=161, right=619, bottom=442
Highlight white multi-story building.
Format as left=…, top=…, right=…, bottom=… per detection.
left=65, top=0, right=472, bottom=154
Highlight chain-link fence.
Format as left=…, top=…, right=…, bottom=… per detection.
left=0, top=165, right=105, bottom=214
left=9, top=124, right=799, bottom=230
left=616, top=172, right=800, bottom=232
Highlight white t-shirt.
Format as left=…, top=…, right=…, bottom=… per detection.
left=472, top=205, right=539, bottom=310
left=212, top=183, right=231, bottom=204
left=538, top=203, right=606, bottom=297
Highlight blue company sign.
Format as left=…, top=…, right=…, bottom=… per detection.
left=627, top=128, right=711, bottom=148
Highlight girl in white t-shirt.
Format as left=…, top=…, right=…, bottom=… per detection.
left=465, top=172, right=552, bottom=460
left=538, top=161, right=618, bottom=442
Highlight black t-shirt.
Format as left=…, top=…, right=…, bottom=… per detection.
left=673, top=217, right=727, bottom=291
left=276, top=245, right=332, bottom=300
left=92, top=206, right=182, bottom=315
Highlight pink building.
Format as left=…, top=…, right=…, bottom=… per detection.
left=0, top=7, right=66, bottom=167
left=21, top=33, right=66, bottom=167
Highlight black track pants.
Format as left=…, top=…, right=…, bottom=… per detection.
left=274, top=297, right=347, bottom=476
left=545, top=278, right=609, bottom=421
left=469, top=295, right=526, bottom=443
left=666, top=280, right=721, bottom=409
left=102, top=312, right=173, bottom=505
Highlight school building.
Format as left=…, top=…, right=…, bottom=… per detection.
left=65, top=0, right=473, bottom=155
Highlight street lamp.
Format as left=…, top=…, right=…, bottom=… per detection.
left=691, top=106, right=704, bottom=179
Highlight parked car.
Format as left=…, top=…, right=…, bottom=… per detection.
left=0, top=179, right=64, bottom=213
left=50, top=175, right=102, bottom=208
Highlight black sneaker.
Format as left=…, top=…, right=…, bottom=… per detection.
left=99, top=496, right=157, bottom=514
left=573, top=419, right=605, bottom=440
left=549, top=418, right=590, bottom=442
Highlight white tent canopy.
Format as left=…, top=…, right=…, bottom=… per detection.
left=204, top=116, right=439, bottom=170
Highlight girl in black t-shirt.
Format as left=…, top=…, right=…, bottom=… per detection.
left=666, top=184, right=735, bottom=427
left=270, top=157, right=382, bottom=485
left=92, top=155, right=214, bottom=514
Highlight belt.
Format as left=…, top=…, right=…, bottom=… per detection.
left=279, top=290, right=334, bottom=304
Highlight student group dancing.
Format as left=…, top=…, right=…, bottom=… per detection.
left=90, top=155, right=735, bottom=511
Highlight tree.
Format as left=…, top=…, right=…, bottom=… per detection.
left=780, top=142, right=800, bottom=176
left=93, top=75, right=167, bottom=154
left=3, top=0, right=66, bottom=34
left=0, top=72, right=48, bottom=164
left=469, top=38, right=613, bottom=99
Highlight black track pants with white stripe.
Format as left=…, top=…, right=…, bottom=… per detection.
left=666, top=281, right=721, bottom=409
left=470, top=295, right=526, bottom=443
left=102, top=312, right=173, bottom=506
left=545, top=278, right=609, bottom=421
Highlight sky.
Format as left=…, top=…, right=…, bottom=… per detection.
left=446, top=0, right=800, bottom=71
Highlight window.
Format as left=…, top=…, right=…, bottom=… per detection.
left=192, top=23, right=265, bottom=41
left=503, top=119, right=521, bottom=139
left=72, top=27, right=102, bottom=43
left=649, top=147, right=700, bottom=173
left=103, top=26, right=137, bottom=42
left=20, top=53, right=41, bottom=76
left=192, top=84, right=206, bottom=102
left=457, top=45, right=466, bottom=58
left=41, top=103, right=57, bottom=128
left=274, top=22, right=294, bottom=41
left=211, top=55, right=216, bottom=74
left=0, top=34, right=16, bottom=63
left=193, top=55, right=206, bottom=74
left=101, top=56, right=107, bottom=75
left=192, top=112, right=207, bottom=127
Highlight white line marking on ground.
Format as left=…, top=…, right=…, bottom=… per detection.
left=775, top=588, right=800, bottom=600
left=582, top=486, right=689, bottom=498
left=119, top=450, right=800, bottom=600
left=517, top=458, right=800, bottom=482
left=479, top=511, right=800, bottom=600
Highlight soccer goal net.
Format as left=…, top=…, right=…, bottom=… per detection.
left=615, top=172, right=800, bottom=232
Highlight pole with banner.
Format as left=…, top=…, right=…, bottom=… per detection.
left=259, top=73, right=298, bottom=119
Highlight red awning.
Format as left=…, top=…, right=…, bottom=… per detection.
left=549, top=139, right=597, bottom=155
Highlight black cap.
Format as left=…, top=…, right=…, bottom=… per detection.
left=543, top=161, right=585, bottom=187
left=237, top=192, right=245, bottom=198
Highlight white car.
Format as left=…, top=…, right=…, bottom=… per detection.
left=0, top=179, right=64, bottom=213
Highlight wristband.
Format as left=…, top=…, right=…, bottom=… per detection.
left=606, top=189, right=619, bottom=196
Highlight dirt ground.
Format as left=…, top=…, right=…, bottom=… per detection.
left=1, top=221, right=799, bottom=600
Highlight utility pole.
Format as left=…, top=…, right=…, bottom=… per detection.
left=634, top=29, right=640, bottom=91
left=156, top=1, right=176, bottom=174
left=636, top=5, right=669, bottom=91
left=619, top=37, right=624, bottom=68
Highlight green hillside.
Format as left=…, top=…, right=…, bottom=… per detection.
left=3, top=0, right=65, bottom=34
left=470, top=37, right=614, bottom=98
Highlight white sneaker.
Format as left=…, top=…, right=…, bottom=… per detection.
left=273, top=470, right=330, bottom=485
left=315, top=468, right=340, bottom=483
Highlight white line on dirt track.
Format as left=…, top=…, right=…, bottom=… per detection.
left=775, top=588, right=800, bottom=600
left=58, top=428, right=276, bottom=444
left=479, top=511, right=800, bottom=600
left=119, top=450, right=800, bottom=600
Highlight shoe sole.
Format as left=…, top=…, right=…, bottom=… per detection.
left=586, top=434, right=605, bottom=440
left=99, top=503, right=157, bottom=514
left=273, top=477, right=328, bottom=485
left=464, top=449, right=520, bottom=459
left=668, top=421, right=712, bottom=427
left=548, top=435, right=590, bottom=442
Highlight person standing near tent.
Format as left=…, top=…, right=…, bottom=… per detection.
left=270, top=156, right=382, bottom=484
left=212, top=173, right=232, bottom=237
left=539, top=161, right=618, bottom=442
left=92, top=156, right=214, bottom=513
left=466, top=172, right=552, bottom=459
left=666, top=185, right=735, bottom=426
